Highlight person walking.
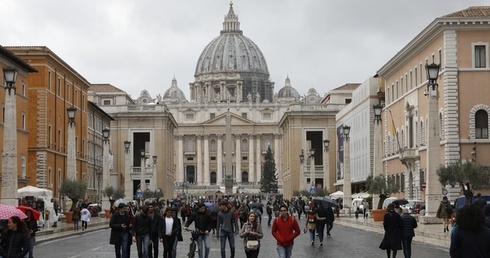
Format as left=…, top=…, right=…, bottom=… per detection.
left=379, top=203, right=402, bottom=258
left=436, top=196, right=452, bottom=233
left=24, top=210, right=38, bottom=258
left=271, top=205, right=300, bottom=258
left=314, top=202, right=327, bottom=245
left=132, top=206, right=151, bottom=258
left=450, top=204, right=490, bottom=258
left=159, top=207, right=181, bottom=258
left=124, top=204, right=135, bottom=258
left=239, top=212, right=263, bottom=258
left=304, top=210, right=316, bottom=245
left=363, top=200, right=370, bottom=219
left=400, top=208, right=417, bottom=258
left=184, top=203, right=213, bottom=258
left=80, top=205, right=91, bottom=231
left=0, top=216, right=30, bottom=258
left=325, top=205, right=335, bottom=238
left=171, top=207, right=183, bottom=258
left=217, top=201, right=239, bottom=258
left=72, top=206, right=81, bottom=231
left=147, top=203, right=162, bottom=258
left=110, top=203, right=131, bottom=258
left=266, top=202, right=273, bottom=226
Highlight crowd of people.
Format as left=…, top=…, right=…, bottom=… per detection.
left=108, top=196, right=336, bottom=258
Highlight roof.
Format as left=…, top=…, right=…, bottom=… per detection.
left=330, top=83, right=361, bottom=92
left=0, top=45, right=37, bottom=73
left=89, top=84, right=126, bottom=93
left=443, top=6, right=490, bottom=18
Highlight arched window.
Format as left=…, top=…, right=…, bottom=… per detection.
left=210, top=172, right=217, bottom=185
left=242, top=171, right=249, bottom=183
left=475, top=110, right=488, bottom=139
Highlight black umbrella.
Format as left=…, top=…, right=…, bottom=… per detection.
left=249, top=202, right=264, bottom=209
left=206, top=204, right=220, bottom=215
left=392, top=199, right=409, bottom=205
left=313, top=196, right=339, bottom=208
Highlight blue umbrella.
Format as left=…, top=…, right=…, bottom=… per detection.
left=204, top=202, right=213, bottom=207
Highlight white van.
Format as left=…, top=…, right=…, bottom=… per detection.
left=382, top=197, right=397, bottom=210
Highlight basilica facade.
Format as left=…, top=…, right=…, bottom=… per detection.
left=90, top=3, right=346, bottom=199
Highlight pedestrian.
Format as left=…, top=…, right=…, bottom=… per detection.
left=0, top=216, right=30, bottom=258
left=239, top=212, right=263, bottom=258
left=171, top=207, right=183, bottom=258
left=266, top=202, right=273, bottom=226
left=180, top=205, right=187, bottom=224
left=80, top=204, right=91, bottom=231
left=52, top=200, right=59, bottom=227
left=124, top=204, right=134, bottom=258
left=379, top=203, right=402, bottom=258
left=184, top=203, right=213, bottom=258
left=110, top=203, right=131, bottom=258
left=72, top=206, right=81, bottom=231
left=436, top=196, right=452, bottom=233
left=363, top=200, right=370, bottom=219
left=159, top=207, right=181, bottom=258
left=24, top=210, right=39, bottom=258
left=449, top=204, right=490, bottom=258
left=313, top=202, right=327, bottom=245
left=271, top=205, right=301, bottom=258
left=217, top=200, right=239, bottom=258
left=304, top=210, right=316, bottom=245
left=238, top=203, right=248, bottom=229
left=132, top=205, right=151, bottom=258
left=147, top=203, right=162, bottom=258
left=325, top=205, right=335, bottom=238
left=400, top=208, right=417, bottom=258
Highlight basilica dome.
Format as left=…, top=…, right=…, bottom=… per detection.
left=277, top=76, right=300, bottom=102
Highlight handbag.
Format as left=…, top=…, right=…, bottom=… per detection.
left=246, top=240, right=259, bottom=250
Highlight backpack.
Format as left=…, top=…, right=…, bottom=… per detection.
left=308, top=214, right=315, bottom=223
left=444, top=204, right=453, bottom=215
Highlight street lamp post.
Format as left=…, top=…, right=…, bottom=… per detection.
left=425, top=62, right=441, bottom=218
left=1, top=67, right=19, bottom=206
left=140, top=149, right=146, bottom=192
left=101, top=127, right=111, bottom=211
left=323, top=139, right=329, bottom=192
left=123, top=141, right=132, bottom=200
left=151, top=155, right=157, bottom=191
left=66, top=106, right=77, bottom=179
left=309, top=148, right=315, bottom=189
left=342, top=125, right=351, bottom=216
left=373, top=104, right=383, bottom=208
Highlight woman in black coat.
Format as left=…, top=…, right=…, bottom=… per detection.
left=379, top=203, right=402, bottom=258
left=109, top=204, right=131, bottom=258
left=159, top=207, right=182, bottom=258
left=0, top=216, right=30, bottom=258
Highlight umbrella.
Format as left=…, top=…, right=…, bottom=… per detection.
left=392, top=199, right=409, bottom=205
left=206, top=204, right=220, bottom=214
left=249, top=202, right=264, bottom=209
left=16, top=206, right=41, bottom=220
left=314, top=196, right=339, bottom=208
left=0, top=204, right=28, bottom=220
left=204, top=202, right=213, bottom=207
left=17, top=186, right=53, bottom=197
left=352, top=192, right=370, bottom=199
left=329, top=190, right=344, bottom=199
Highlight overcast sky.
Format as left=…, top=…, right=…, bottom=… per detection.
left=1, top=1, right=487, bottom=100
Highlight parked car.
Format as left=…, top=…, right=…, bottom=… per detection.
left=382, top=197, right=398, bottom=210
left=402, top=199, right=424, bottom=214
left=453, top=194, right=490, bottom=215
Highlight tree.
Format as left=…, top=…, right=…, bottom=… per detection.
left=437, top=160, right=490, bottom=205
left=103, top=186, right=126, bottom=209
left=59, top=178, right=87, bottom=211
left=367, top=175, right=400, bottom=209
left=143, top=189, right=164, bottom=199
left=260, top=146, right=278, bottom=194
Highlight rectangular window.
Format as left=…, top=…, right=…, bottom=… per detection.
left=415, top=68, right=418, bottom=86
left=210, top=113, right=215, bottom=119
left=242, top=113, right=247, bottom=119
left=262, top=112, right=272, bottom=120
left=475, top=45, right=486, bottom=68
left=103, top=99, right=111, bottom=105
left=21, top=112, right=26, bottom=129
left=185, top=113, right=195, bottom=120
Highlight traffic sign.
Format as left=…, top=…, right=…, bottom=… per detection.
left=421, top=182, right=426, bottom=189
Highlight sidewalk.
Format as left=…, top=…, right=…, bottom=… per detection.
left=35, top=213, right=451, bottom=249
left=36, top=216, right=110, bottom=244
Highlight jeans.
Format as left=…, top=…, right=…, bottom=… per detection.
left=219, top=231, right=235, bottom=258
left=197, top=233, right=210, bottom=258
left=115, top=232, right=129, bottom=258
left=316, top=222, right=326, bottom=242
left=172, top=235, right=179, bottom=258
left=309, top=229, right=316, bottom=242
left=276, top=245, right=293, bottom=258
left=148, top=234, right=159, bottom=258
left=267, top=213, right=273, bottom=226
left=402, top=237, right=413, bottom=258
left=27, top=236, right=35, bottom=258
left=136, top=234, right=150, bottom=258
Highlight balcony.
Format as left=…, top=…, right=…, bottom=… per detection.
left=399, top=147, right=419, bottom=167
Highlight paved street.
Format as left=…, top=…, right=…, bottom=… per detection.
left=34, top=218, right=449, bottom=258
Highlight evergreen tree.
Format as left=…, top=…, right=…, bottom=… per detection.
left=260, top=146, right=278, bottom=193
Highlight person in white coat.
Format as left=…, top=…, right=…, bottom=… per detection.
left=80, top=205, right=91, bottom=231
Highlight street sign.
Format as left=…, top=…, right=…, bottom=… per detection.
left=136, top=189, right=143, bottom=198
left=421, top=182, right=426, bottom=189
left=442, top=188, right=448, bottom=196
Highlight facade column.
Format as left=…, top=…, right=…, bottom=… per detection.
left=66, top=119, right=76, bottom=179
left=204, top=135, right=210, bottom=184
left=196, top=135, right=203, bottom=184
left=273, top=134, right=281, bottom=184
left=217, top=135, right=223, bottom=186
left=248, top=135, right=255, bottom=182
left=1, top=80, right=18, bottom=206
left=177, top=136, right=184, bottom=183
left=426, top=82, right=442, bottom=217
left=235, top=136, right=241, bottom=183
left=124, top=143, right=132, bottom=201
left=255, top=135, right=262, bottom=183
left=102, top=139, right=111, bottom=210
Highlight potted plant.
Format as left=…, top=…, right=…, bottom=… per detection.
left=103, top=186, right=125, bottom=218
left=367, top=175, right=400, bottom=221
left=59, top=178, right=87, bottom=223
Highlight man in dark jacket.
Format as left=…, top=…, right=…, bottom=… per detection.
left=110, top=203, right=131, bottom=258
left=217, top=201, right=239, bottom=258
left=184, top=203, right=213, bottom=258
left=400, top=208, right=417, bottom=258
left=147, top=203, right=162, bottom=258
left=132, top=206, right=151, bottom=258
left=325, top=205, right=335, bottom=238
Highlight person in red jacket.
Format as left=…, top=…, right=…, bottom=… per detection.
left=271, top=205, right=300, bottom=258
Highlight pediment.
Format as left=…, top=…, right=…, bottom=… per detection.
left=203, top=112, right=255, bottom=126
